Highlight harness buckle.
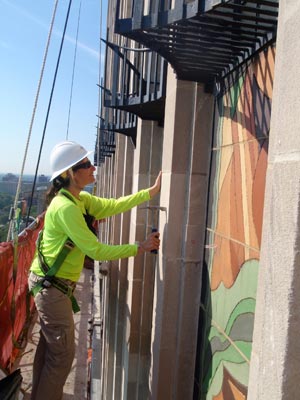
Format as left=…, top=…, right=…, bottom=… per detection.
left=42, top=277, right=53, bottom=288
left=67, top=285, right=74, bottom=297
left=65, top=239, right=75, bottom=250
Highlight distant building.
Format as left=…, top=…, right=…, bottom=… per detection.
left=38, top=174, right=49, bottom=183
left=0, top=181, right=19, bottom=195
left=2, top=173, right=18, bottom=182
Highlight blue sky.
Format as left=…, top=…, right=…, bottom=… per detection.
left=0, top=0, right=106, bottom=175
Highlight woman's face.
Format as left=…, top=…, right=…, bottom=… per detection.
left=71, top=157, right=96, bottom=188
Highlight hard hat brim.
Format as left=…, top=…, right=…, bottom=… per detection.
left=50, top=150, right=94, bottom=181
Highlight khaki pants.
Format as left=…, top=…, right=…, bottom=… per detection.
left=28, top=272, right=75, bottom=400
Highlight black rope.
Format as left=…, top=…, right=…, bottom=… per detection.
left=26, top=0, right=73, bottom=225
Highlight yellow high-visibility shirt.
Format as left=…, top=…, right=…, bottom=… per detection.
left=30, top=187, right=150, bottom=282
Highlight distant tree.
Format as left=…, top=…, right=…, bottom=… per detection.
left=0, top=193, right=14, bottom=208
left=0, top=193, right=14, bottom=226
left=2, top=173, right=18, bottom=182
left=0, top=225, right=8, bottom=242
left=0, top=213, right=9, bottom=225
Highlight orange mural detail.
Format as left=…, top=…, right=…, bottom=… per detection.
left=210, top=47, right=274, bottom=290
left=253, top=47, right=275, bottom=99
left=213, top=368, right=247, bottom=400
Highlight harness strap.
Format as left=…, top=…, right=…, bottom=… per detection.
left=37, top=231, right=75, bottom=276
left=31, top=230, right=80, bottom=313
left=31, top=275, right=80, bottom=313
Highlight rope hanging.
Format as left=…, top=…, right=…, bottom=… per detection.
left=66, top=0, right=82, bottom=140
left=6, top=0, right=60, bottom=363
left=26, top=0, right=73, bottom=224
left=6, top=0, right=59, bottom=242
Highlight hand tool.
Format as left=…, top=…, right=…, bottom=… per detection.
left=140, top=206, right=167, bottom=254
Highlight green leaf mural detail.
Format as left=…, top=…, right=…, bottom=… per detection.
left=201, top=261, right=259, bottom=397
left=203, top=341, right=251, bottom=392
left=229, top=73, right=246, bottom=119
left=226, top=298, right=256, bottom=335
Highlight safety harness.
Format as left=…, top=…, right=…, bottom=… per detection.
left=31, top=231, right=80, bottom=313
left=30, top=191, right=96, bottom=313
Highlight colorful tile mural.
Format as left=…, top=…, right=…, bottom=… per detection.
left=196, top=46, right=275, bottom=400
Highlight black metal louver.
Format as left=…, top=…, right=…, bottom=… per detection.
left=102, top=39, right=167, bottom=123
left=94, top=107, right=138, bottom=165
left=115, top=0, right=279, bottom=87
left=94, top=126, right=116, bottom=165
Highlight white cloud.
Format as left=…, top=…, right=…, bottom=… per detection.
left=1, top=0, right=100, bottom=61
left=63, top=33, right=100, bottom=61
left=1, top=0, right=50, bottom=30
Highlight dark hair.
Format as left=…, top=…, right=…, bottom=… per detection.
left=45, top=175, right=70, bottom=207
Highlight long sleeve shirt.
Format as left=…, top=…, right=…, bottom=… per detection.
left=30, top=187, right=150, bottom=281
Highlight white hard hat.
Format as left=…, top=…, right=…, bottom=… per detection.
left=50, top=141, right=93, bottom=181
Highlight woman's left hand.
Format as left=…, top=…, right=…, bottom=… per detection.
left=138, top=231, right=160, bottom=254
left=149, top=171, right=162, bottom=198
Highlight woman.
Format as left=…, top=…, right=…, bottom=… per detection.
left=28, top=141, right=161, bottom=400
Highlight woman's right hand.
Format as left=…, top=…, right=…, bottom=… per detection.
left=138, top=231, right=160, bottom=254
left=149, top=171, right=162, bottom=198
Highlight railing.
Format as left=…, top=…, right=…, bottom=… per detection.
left=94, top=125, right=116, bottom=165
left=102, top=40, right=167, bottom=122
left=94, top=113, right=138, bottom=165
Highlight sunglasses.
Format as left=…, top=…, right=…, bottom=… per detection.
left=72, top=160, right=93, bottom=172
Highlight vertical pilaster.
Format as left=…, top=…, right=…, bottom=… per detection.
left=248, top=2, right=300, bottom=399
left=105, top=135, right=125, bottom=399
left=125, top=120, right=152, bottom=400
left=150, top=67, right=214, bottom=399
left=122, top=119, right=163, bottom=400
left=120, top=137, right=136, bottom=400
left=138, top=122, right=163, bottom=400
left=113, top=135, right=134, bottom=399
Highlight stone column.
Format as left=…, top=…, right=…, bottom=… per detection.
left=99, top=134, right=137, bottom=399
left=138, top=122, right=163, bottom=400
left=122, top=119, right=163, bottom=400
left=105, top=134, right=126, bottom=400
left=150, top=67, right=214, bottom=399
left=113, top=135, right=135, bottom=399
left=248, top=2, right=300, bottom=399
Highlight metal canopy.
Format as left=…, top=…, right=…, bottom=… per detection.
left=95, top=110, right=137, bottom=165
left=94, top=126, right=116, bottom=165
left=102, top=39, right=167, bottom=122
left=115, top=0, right=279, bottom=87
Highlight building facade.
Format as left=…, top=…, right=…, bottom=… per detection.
left=93, top=1, right=300, bottom=399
